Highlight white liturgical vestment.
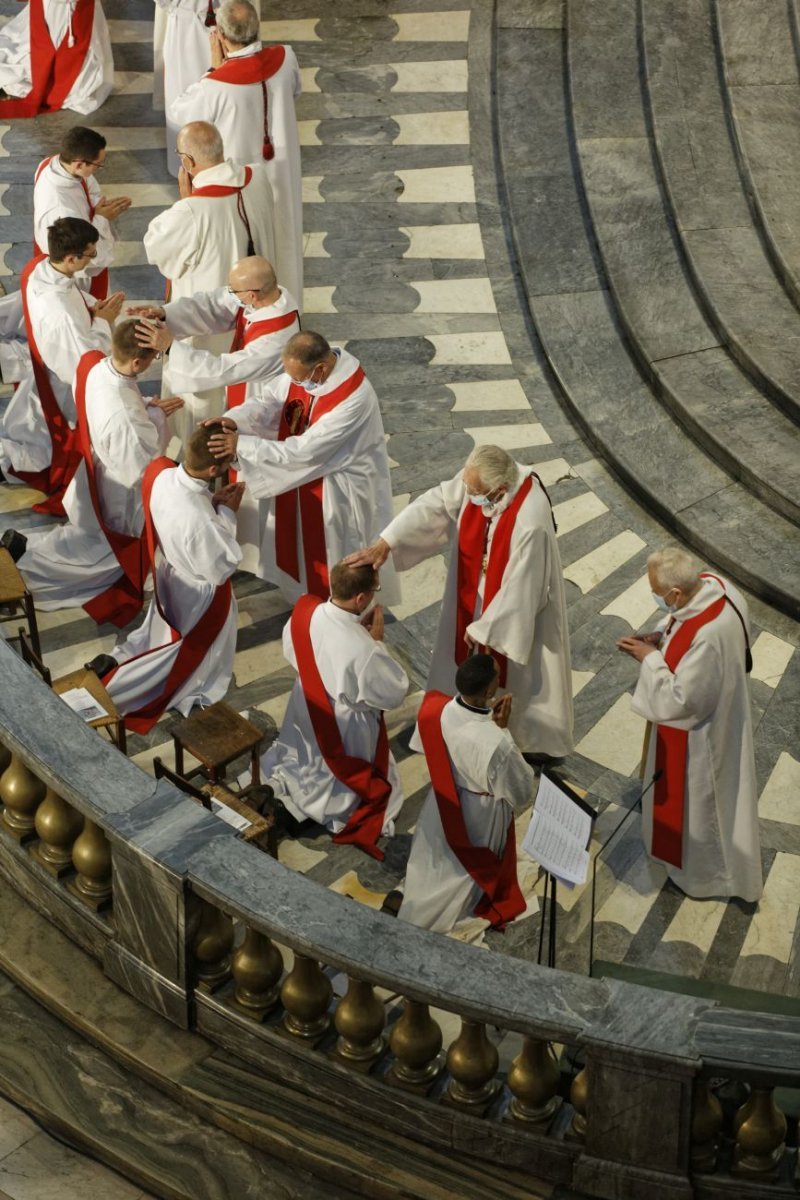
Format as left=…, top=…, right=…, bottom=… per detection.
left=0, top=258, right=110, bottom=480
left=399, top=698, right=535, bottom=933
left=264, top=600, right=409, bottom=832
left=155, top=0, right=221, bottom=174
left=233, top=348, right=400, bottom=603
left=633, top=575, right=762, bottom=902
left=0, top=0, right=113, bottom=114
left=33, top=156, right=115, bottom=286
left=168, top=41, right=303, bottom=302
left=17, top=358, right=168, bottom=609
left=106, top=465, right=241, bottom=719
left=382, top=465, right=574, bottom=756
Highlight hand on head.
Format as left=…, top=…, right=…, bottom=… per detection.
left=342, top=538, right=390, bottom=569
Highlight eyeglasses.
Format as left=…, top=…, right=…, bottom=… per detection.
left=79, top=247, right=98, bottom=259
left=226, top=285, right=252, bottom=297
left=370, top=583, right=381, bottom=592
left=176, top=147, right=195, bottom=162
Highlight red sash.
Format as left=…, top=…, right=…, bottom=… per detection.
left=651, top=595, right=727, bottom=869
left=455, top=473, right=536, bottom=686
left=17, top=254, right=82, bottom=515
left=33, top=157, right=108, bottom=301
left=291, top=594, right=392, bottom=860
left=101, top=458, right=232, bottom=734
left=208, top=46, right=286, bottom=160
left=274, top=365, right=365, bottom=598
left=72, top=351, right=150, bottom=627
left=418, top=691, right=525, bottom=929
left=225, top=306, right=300, bottom=409
left=0, top=0, right=95, bottom=118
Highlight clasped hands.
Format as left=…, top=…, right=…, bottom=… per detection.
left=616, top=630, right=662, bottom=662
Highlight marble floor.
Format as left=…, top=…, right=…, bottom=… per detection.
left=0, top=0, right=798, bottom=1019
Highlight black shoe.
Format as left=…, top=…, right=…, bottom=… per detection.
left=522, top=752, right=565, bottom=768
left=246, top=783, right=275, bottom=816
left=85, top=653, right=118, bottom=678
left=1, top=529, right=26, bottom=562
left=380, top=889, right=404, bottom=917
left=260, top=792, right=304, bottom=838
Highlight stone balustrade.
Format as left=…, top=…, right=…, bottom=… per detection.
left=0, top=640, right=796, bottom=1200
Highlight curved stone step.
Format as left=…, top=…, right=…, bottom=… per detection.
left=714, top=0, right=800, bottom=310
left=565, top=0, right=800, bottom=525
left=494, top=6, right=800, bottom=618
left=642, top=0, right=800, bottom=427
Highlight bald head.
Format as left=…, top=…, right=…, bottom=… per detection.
left=176, top=121, right=224, bottom=169
left=217, top=0, right=260, bottom=45
left=229, top=256, right=278, bottom=300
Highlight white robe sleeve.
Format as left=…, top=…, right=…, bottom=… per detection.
left=380, top=472, right=464, bottom=570
left=164, top=287, right=238, bottom=338
left=185, top=503, right=241, bottom=585
left=355, top=643, right=409, bottom=712
left=39, top=311, right=110, bottom=386
left=467, top=523, right=550, bottom=665
left=486, top=736, right=537, bottom=810
left=232, top=387, right=284, bottom=439
left=631, top=638, right=723, bottom=731
left=144, top=202, right=201, bottom=281
left=167, top=328, right=286, bottom=394
left=94, top=401, right=167, bottom=487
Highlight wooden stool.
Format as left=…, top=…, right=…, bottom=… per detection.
left=0, top=547, right=41, bottom=659
left=153, top=758, right=277, bottom=858
left=168, top=701, right=264, bottom=789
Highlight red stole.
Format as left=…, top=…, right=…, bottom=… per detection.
left=418, top=692, right=525, bottom=929
left=274, top=365, right=365, bottom=598
left=100, top=459, right=232, bottom=734
left=291, top=594, right=392, bottom=861
left=190, top=164, right=252, bottom=199
left=0, top=0, right=95, bottom=118
left=208, top=46, right=286, bottom=160
left=33, top=157, right=108, bottom=301
left=455, top=473, right=535, bottom=686
left=72, top=351, right=150, bottom=627
left=651, top=595, right=727, bottom=868
left=225, top=306, right=300, bottom=409
left=17, top=254, right=81, bottom=515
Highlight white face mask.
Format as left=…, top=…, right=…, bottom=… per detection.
left=468, top=489, right=501, bottom=513
left=651, top=590, right=676, bottom=613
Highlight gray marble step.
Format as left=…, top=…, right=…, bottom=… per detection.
left=567, top=1, right=800, bottom=526
left=642, top=0, right=800, bottom=427
left=494, top=13, right=800, bottom=618
left=714, top=0, right=800, bottom=308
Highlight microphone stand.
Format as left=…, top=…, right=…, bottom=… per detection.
left=588, top=769, right=663, bottom=976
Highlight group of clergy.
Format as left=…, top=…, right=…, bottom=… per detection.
left=0, top=0, right=762, bottom=939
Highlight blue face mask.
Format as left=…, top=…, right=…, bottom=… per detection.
left=303, top=374, right=323, bottom=393
left=651, top=590, right=676, bottom=613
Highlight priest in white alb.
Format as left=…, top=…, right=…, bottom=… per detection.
left=347, top=444, right=573, bottom=759
left=390, top=654, right=535, bottom=932
left=0, top=0, right=113, bottom=117
left=144, top=120, right=276, bottom=438
left=155, top=0, right=221, bottom=173
left=207, top=330, right=400, bottom=605
left=94, top=423, right=243, bottom=733
left=133, top=255, right=300, bottom=574
left=33, top=126, right=132, bottom=301
left=263, top=562, right=409, bottom=859
left=168, top=0, right=303, bottom=301
left=0, top=217, right=124, bottom=514
left=617, top=547, right=762, bottom=902
left=8, top=321, right=181, bottom=626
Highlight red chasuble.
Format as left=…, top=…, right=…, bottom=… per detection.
left=291, top=594, right=393, bottom=860
left=224, top=306, right=300, bottom=409
left=651, top=595, right=728, bottom=869
left=207, top=46, right=287, bottom=160
left=33, top=158, right=109, bottom=301
left=418, top=691, right=526, bottom=929
left=17, top=254, right=81, bottom=515
left=0, top=0, right=95, bottom=118
left=100, top=458, right=232, bottom=734
left=273, top=365, right=365, bottom=598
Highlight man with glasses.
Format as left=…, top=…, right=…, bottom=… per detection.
left=33, top=127, right=131, bottom=301
left=261, top=561, right=409, bottom=860
left=0, top=217, right=124, bottom=513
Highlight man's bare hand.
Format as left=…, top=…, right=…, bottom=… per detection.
left=94, top=195, right=131, bottom=221
left=148, top=395, right=184, bottom=417
left=178, top=165, right=193, bottom=199
left=127, top=304, right=165, bottom=319
left=617, top=635, right=659, bottom=663
left=209, top=28, right=225, bottom=68
left=212, top=481, right=245, bottom=512
left=343, top=537, right=391, bottom=569
left=208, top=429, right=238, bottom=459
left=136, top=321, right=173, bottom=353
left=200, top=415, right=237, bottom=431
left=491, top=694, right=512, bottom=728
left=361, top=604, right=384, bottom=641
left=463, top=630, right=478, bottom=649
left=93, top=291, right=125, bottom=324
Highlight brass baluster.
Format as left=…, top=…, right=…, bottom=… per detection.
left=507, top=1037, right=562, bottom=1127
left=231, top=927, right=283, bottom=1019
left=388, top=999, right=444, bottom=1091
left=69, top=817, right=112, bottom=909
left=333, top=977, right=386, bottom=1067
left=446, top=1019, right=499, bottom=1109
left=733, top=1087, right=786, bottom=1177
left=34, top=787, right=83, bottom=877
left=280, top=954, right=332, bottom=1039
left=0, top=738, right=11, bottom=778
left=691, top=1078, right=722, bottom=1173
left=0, top=752, right=45, bottom=841
left=569, top=1066, right=588, bottom=1139
left=192, top=899, right=234, bottom=992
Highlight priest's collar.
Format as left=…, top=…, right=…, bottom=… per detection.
left=226, top=43, right=262, bottom=60
left=669, top=576, right=723, bottom=623
left=456, top=694, right=491, bottom=715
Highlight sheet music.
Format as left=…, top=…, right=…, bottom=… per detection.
left=534, top=772, right=592, bottom=846
left=521, top=774, right=593, bottom=885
